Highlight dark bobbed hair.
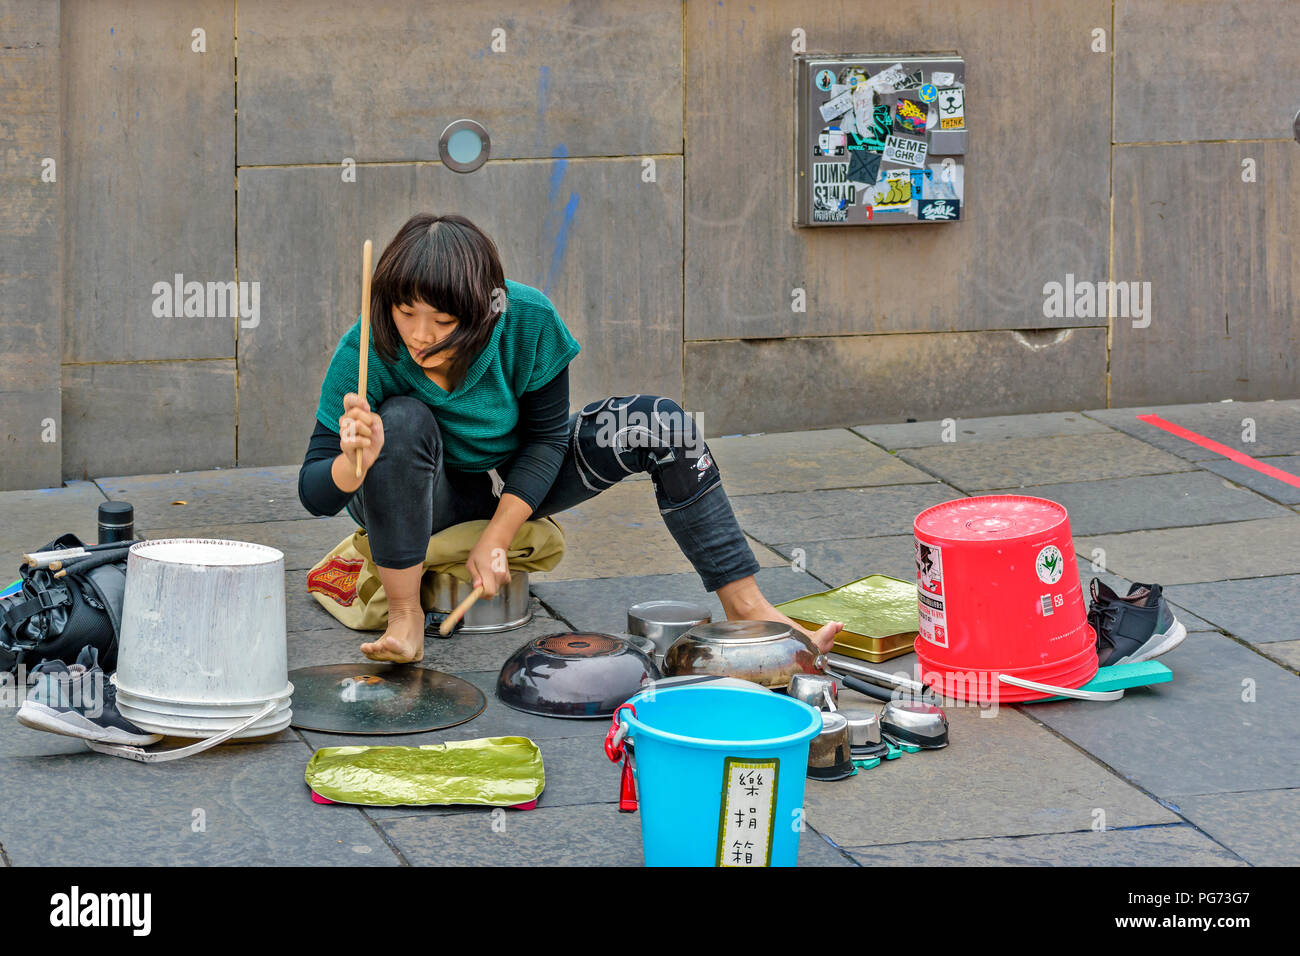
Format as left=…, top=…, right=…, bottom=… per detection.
left=369, top=213, right=506, bottom=389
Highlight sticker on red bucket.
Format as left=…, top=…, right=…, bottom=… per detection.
left=716, top=758, right=778, bottom=867
left=915, top=541, right=948, bottom=648
left=1035, top=545, right=1064, bottom=584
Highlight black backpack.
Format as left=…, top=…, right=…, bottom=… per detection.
left=0, top=533, right=126, bottom=674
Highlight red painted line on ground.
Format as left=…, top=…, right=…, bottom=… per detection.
left=1137, top=414, right=1300, bottom=490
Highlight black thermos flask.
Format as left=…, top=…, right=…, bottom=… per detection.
left=98, top=501, right=135, bottom=544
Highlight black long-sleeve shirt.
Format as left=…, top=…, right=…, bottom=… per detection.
left=297, top=365, right=572, bottom=518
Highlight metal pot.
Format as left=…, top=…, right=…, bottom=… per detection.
left=430, top=570, right=532, bottom=633
left=627, top=600, right=712, bottom=661
left=838, top=707, right=889, bottom=760
left=662, top=620, right=826, bottom=689
left=788, top=673, right=838, bottom=711
left=807, top=711, right=855, bottom=781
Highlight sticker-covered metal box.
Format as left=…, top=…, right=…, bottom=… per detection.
left=794, top=53, right=966, bottom=227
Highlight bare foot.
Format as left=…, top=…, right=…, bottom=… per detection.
left=360, top=606, right=425, bottom=663
left=724, top=600, right=843, bottom=655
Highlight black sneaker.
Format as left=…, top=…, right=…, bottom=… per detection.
left=1088, top=578, right=1187, bottom=667
left=16, top=646, right=162, bottom=746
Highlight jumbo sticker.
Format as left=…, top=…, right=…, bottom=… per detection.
left=938, top=86, right=965, bottom=130
left=882, top=134, right=929, bottom=167
left=811, top=161, right=855, bottom=221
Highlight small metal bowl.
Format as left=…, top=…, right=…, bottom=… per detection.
left=880, top=700, right=949, bottom=749
left=430, top=569, right=532, bottom=633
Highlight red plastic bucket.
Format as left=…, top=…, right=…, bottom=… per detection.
left=913, top=496, right=1097, bottom=703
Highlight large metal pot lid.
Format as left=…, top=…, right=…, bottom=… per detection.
left=679, top=620, right=798, bottom=644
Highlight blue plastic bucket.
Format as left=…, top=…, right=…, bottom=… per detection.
left=620, top=683, right=822, bottom=867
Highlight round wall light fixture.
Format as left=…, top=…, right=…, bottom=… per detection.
left=439, top=119, right=491, bottom=173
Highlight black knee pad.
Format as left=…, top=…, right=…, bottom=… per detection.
left=376, top=396, right=437, bottom=448
left=572, top=395, right=720, bottom=508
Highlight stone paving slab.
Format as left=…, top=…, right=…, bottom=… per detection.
left=730, top=483, right=961, bottom=544
left=289, top=581, right=350, bottom=632
left=768, top=535, right=919, bottom=587
left=899, top=433, right=1196, bottom=492
left=528, top=482, right=785, bottom=583
left=380, top=803, right=853, bottom=866
left=1173, top=788, right=1300, bottom=866
left=381, top=803, right=646, bottom=866
left=145, top=515, right=359, bottom=571
left=530, top=566, right=829, bottom=638
left=1261, top=640, right=1300, bottom=671
left=1082, top=401, right=1300, bottom=461
left=1162, top=576, right=1300, bottom=645
left=802, top=692, right=1178, bottom=847
left=288, top=601, right=565, bottom=673
left=297, top=670, right=610, bottom=753
left=95, top=466, right=305, bottom=529
left=707, top=428, right=934, bottom=495
left=853, top=411, right=1109, bottom=451
left=844, top=824, right=1244, bottom=866
left=0, top=740, right=397, bottom=866
left=1026, top=632, right=1300, bottom=797
left=1197, top=454, right=1300, bottom=506
left=0, top=480, right=106, bottom=576
left=1075, top=515, right=1300, bottom=585
left=987, top=472, right=1289, bottom=535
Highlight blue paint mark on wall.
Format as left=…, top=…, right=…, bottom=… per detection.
left=538, top=144, right=578, bottom=296
left=546, top=143, right=568, bottom=205
left=543, top=194, right=580, bottom=296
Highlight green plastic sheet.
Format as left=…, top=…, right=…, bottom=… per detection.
left=775, top=574, right=919, bottom=638
left=306, top=736, right=545, bottom=807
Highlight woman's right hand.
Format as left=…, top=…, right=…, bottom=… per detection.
left=339, top=392, right=384, bottom=475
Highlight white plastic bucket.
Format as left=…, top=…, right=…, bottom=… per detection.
left=113, top=538, right=293, bottom=738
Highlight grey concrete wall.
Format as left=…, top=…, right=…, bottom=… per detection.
left=59, top=0, right=236, bottom=479
left=0, top=0, right=1295, bottom=487
left=0, top=0, right=61, bottom=489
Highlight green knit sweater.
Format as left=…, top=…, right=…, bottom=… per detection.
left=314, top=279, right=581, bottom=471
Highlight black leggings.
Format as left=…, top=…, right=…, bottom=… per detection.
left=345, top=394, right=761, bottom=592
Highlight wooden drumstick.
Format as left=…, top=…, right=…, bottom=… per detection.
left=355, top=238, right=374, bottom=478
left=439, top=585, right=485, bottom=637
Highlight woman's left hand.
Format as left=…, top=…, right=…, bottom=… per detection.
left=466, top=530, right=513, bottom=599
